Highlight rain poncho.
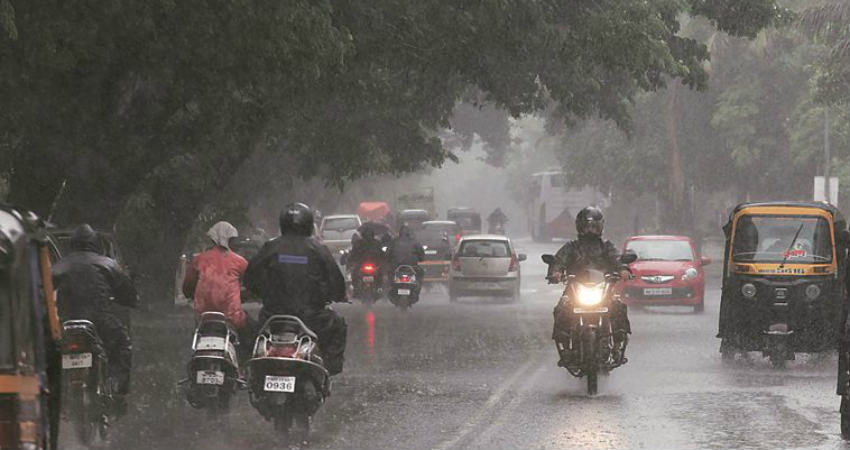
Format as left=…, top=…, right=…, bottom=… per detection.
left=183, top=222, right=248, bottom=327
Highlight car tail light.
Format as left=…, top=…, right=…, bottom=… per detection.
left=361, top=263, right=377, bottom=275
left=267, top=343, right=298, bottom=358
left=509, top=254, right=519, bottom=272
left=451, top=257, right=461, bottom=272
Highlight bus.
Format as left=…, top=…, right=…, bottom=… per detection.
left=527, top=170, right=609, bottom=241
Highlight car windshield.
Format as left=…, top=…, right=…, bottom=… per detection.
left=626, top=240, right=694, bottom=261
left=449, top=214, right=480, bottom=229
left=322, top=218, right=359, bottom=240
left=732, top=215, right=832, bottom=263
left=458, top=240, right=510, bottom=258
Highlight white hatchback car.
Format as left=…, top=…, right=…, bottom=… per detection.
left=448, top=235, right=526, bottom=302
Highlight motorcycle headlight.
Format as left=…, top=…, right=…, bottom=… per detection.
left=682, top=268, right=698, bottom=281
left=805, top=284, right=821, bottom=300
left=741, top=283, right=757, bottom=299
left=576, top=284, right=604, bottom=306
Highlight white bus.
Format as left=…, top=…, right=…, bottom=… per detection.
left=527, top=170, right=609, bottom=241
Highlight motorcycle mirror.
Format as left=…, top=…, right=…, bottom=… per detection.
left=541, top=254, right=556, bottom=265
left=700, top=256, right=712, bottom=266
left=620, top=250, right=638, bottom=264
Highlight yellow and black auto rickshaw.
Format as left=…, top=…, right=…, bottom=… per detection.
left=718, top=201, right=848, bottom=368
left=0, top=205, right=62, bottom=449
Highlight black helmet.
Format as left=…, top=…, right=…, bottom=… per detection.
left=575, top=206, right=604, bottom=237
left=279, top=202, right=315, bottom=236
left=70, top=224, right=101, bottom=252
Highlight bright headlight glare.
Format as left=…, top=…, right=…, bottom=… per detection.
left=805, top=284, right=821, bottom=300
left=682, top=268, right=698, bottom=281
left=741, top=283, right=757, bottom=298
left=577, top=284, right=604, bottom=306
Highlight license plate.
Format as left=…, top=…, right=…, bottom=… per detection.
left=397, top=288, right=411, bottom=295
left=425, top=250, right=437, bottom=255
left=197, top=336, right=226, bottom=351
left=196, top=370, right=225, bottom=385
left=362, top=276, right=374, bottom=282
left=264, top=375, right=296, bottom=392
left=62, top=353, right=93, bottom=369
left=574, top=307, right=609, bottom=314
left=644, top=287, right=672, bottom=296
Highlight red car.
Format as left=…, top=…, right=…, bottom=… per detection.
left=619, top=235, right=711, bottom=313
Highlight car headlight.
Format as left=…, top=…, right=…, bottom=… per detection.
left=741, top=283, right=756, bottom=298
left=682, top=268, right=698, bottom=281
left=577, top=284, right=604, bottom=306
left=805, top=284, right=821, bottom=300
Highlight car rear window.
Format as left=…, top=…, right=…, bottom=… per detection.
left=458, top=240, right=510, bottom=258
left=323, top=218, right=359, bottom=230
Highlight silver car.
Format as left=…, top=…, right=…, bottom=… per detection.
left=448, top=235, right=526, bottom=302
left=319, top=214, right=362, bottom=258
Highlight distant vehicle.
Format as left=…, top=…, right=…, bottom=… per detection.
left=357, top=202, right=392, bottom=224
left=618, top=235, right=710, bottom=313
left=527, top=170, right=608, bottom=241
left=397, top=188, right=436, bottom=218
left=388, top=265, right=420, bottom=311
left=449, top=235, right=526, bottom=302
left=397, top=209, right=432, bottom=231
left=319, top=214, right=362, bottom=256
left=447, top=207, right=482, bottom=235
left=417, top=220, right=461, bottom=285
left=61, top=320, right=112, bottom=443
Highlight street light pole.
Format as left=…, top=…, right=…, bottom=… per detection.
left=825, top=106, right=831, bottom=203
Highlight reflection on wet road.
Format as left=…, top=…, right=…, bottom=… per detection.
left=89, top=239, right=846, bottom=450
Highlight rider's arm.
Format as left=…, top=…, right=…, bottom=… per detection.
left=182, top=260, right=199, bottom=299
left=244, top=241, right=275, bottom=296
left=317, top=244, right=347, bottom=302
left=109, top=260, right=139, bottom=308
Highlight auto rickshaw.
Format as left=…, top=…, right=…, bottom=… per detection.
left=447, top=207, right=482, bottom=236
left=718, top=201, right=848, bottom=369
left=0, top=205, right=63, bottom=449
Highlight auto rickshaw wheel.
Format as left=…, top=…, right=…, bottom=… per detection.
left=720, top=340, right=736, bottom=365
left=841, top=395, right=850, bottom=440
left=769, top=351, right=786, bottom=369
left=693, top=298, right=704, bottom=314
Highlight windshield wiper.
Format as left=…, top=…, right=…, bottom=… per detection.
left=779, top=223, right=805, bottom=269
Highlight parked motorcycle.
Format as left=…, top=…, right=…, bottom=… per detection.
left=180, top=312, right=243, bottom=417
left=542, top=252, right=636, bottom=395
left=247, top=315, right=330, bottom=443
left=388, top=265, right=420, bottom=310
left=61, top=320, right=112, bottom=444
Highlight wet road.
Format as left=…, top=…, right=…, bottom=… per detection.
left=78, top=239, right=846, bottom=450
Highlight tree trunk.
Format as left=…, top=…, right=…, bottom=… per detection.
left=664, top=83, right=690, bottom=233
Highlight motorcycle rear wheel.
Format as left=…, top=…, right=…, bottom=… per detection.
left=75, top=389, right=99, bottom=445
left=273, top=413, right=292, bottom=435
left=291, top=413, right=311, bottom=444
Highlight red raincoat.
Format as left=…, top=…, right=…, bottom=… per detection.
left=182, top=247, right=248, bottom=328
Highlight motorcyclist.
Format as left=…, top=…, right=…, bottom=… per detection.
left=487, top=207, right=508, bottom=234
left=244, top=203, right=348, bottom=375
left=182, top=221, right=253, bottom=361
left=386, top=225, right=425, bottom=293
left=348, top=226, right=387, bottom=293
left=53, top=224, right=139, bottom=415
left=546, top=206, right=630, bottom=366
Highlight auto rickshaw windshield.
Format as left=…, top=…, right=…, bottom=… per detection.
left=732, top=215, right=833, bottom=264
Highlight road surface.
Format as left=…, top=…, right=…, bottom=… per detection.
left=64, top=239, right=845, bottom=450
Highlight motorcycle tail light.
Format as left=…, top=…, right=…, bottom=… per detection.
left=64, top=341, right=84, bottom=352
left=361, top=263, right=377, bottom=275
left=267, top=343, right=298, bottom=358
left=400, top=275, right=411, bottom=282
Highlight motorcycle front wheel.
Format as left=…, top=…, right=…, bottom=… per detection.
left=582, top=328, right=598, bottom=396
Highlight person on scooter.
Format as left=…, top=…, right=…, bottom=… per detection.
left=182, top=221, right=253, bottom=361
left=386, top=225, right=425, bottom=294
left=487, top=207, right=508, bottom=234
left=244, top=203, right=348, bottom=375
left=348, top=226, right=387, bottom=294
left=53, top=224, right=139, bottom=415
left=545, top=206, right=631, bottom=366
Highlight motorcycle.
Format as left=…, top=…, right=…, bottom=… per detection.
left=180, top=312, right=243, bottom=417
left=542, top=252, right=636, bottom=395
left=61, top=320, right=112, bottom=444
left=247, top=315, right=330, bottom=443
left=488, top=222, right=506, bottom=235
left=388, top=265, right=420, bottom=310
left=355, top=261, right=383, bottom=305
